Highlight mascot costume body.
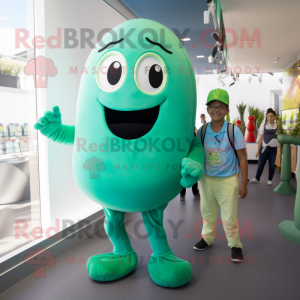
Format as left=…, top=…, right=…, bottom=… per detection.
left=35, top=19, right=204, bottom=288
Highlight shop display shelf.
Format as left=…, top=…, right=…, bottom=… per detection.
left=0, top=150, right=37, bottom=161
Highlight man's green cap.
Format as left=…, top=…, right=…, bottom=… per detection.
left=206, top=88, right=229, bottom=106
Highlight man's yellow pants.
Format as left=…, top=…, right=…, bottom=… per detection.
left=199, top=173, right=242, bottom=248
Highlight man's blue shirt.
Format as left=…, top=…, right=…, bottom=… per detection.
left=196, top=120, right=246, bottom=177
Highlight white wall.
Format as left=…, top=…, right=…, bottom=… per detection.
left=195, top=73, right=283, bottom=130
left=41, top=0, right=128, bottom=226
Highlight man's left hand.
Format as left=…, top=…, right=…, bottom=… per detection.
left=239, top=183, right=248, bottom=198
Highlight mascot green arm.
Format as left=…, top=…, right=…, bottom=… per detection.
left=34, top=106, right=75, bottom=145
left=180, top=137, right=204, bottom=188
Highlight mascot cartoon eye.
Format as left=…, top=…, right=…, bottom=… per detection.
left=134, top=52, right=168, bottom=94
left=95, top=51, right=127, bottom=92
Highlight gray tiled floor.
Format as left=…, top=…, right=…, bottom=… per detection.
left=1, top=164, right=300, bottom=300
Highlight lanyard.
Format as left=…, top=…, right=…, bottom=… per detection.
left=214, top=136, right=221, bottom=150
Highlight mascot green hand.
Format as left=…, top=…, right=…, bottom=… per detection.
left=181, top=158, right=203, bottom=188
left=34, top=19, right=204, bottom=288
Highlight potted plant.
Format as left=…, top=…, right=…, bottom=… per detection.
left=256, top=111, right=265, bottom=140
left=290, top=110, right=294, bottom=128
left=236, top=102, right=247, bottom=137
left=0, top=57, right=24, bottom=88
left=225, top=114, right=230, bottom=123
left=282, top=112, right=287, bottom=125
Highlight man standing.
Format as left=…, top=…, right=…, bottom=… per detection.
left=194, top=88, right=248, bottom=263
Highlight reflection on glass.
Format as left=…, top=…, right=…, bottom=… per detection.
left=0, top=0, right=41, bottom=258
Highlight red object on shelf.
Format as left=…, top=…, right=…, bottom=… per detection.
left=246, top=115, right=256, bottom=142
left=236, top=120, right=241, bottom=128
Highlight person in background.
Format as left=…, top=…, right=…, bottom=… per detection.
left=250, top=108, right=278, bottom=185
left=180, top=127, right=200, bottom=201
left=200, top=114, right=207, bottom=125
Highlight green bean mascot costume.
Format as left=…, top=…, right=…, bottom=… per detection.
left=34, top=19, right=204, bottom=288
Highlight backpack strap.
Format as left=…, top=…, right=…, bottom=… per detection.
left=201, top=123, right=209, bottom=146
left=227, top=123, right=239, bottom=161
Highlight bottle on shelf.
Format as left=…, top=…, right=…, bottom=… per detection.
left=5, top=140, right=14, bottom=154
left=8, top=123, right=16, bottom=136
left=19, top=138, right=28, bottom=152
left=12, top=139, right=20, bottom=153
left=15, top=123, right=22, bottom=136
left=23, top=123, right=29, bottom=136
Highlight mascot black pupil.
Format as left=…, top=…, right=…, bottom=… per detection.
left=108, top=61, right=122, bottom=85
left=149, top=64, right=163, bottom=88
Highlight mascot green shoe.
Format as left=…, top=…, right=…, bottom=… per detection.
left=86, top=252, right=138, bottom=281
left=148, top=253, right=193, bottom=288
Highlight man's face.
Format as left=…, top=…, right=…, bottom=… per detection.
left=206, top=100, right=229, bottom=122
left=200, top=116, right=205, bottom=123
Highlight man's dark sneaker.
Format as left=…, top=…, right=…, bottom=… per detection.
left=194, top=193, right=200, bottom=199
left=180, top=195, right=185, bottom=201
left=231, top=247, right=243, bottom=263
left=193, top=238, right=210, bottom=251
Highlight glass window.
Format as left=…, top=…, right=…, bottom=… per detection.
left=0, top=0, right=41, bottom=259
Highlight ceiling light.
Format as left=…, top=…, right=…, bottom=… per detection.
left=197, top=55, right=205, bottom=58
left=181, top=38, right=190, bottom=41
left=273, top=61, right=278, bottom=63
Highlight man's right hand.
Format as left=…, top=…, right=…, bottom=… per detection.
left=34, top=106, right=62, bottom=138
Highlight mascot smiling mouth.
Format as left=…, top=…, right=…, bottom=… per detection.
left=104, top=105, right=160, bottom=140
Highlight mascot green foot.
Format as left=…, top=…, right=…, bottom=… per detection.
left=148, top=253, right=192, bottom=288
left=86, top=252, right=138, bottom=281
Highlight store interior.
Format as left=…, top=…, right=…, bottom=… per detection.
left=0, top=0, right=300, bottom=299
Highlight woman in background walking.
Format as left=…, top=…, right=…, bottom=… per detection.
left=250, top=108, right=278, bottom=185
